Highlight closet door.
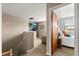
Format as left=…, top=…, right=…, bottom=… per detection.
left=51, top=12, right=57, bottom=54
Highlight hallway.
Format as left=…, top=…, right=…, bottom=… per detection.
left=22, top=43, right=74, bottom=56
left=24, top=44, right=46, bottom=56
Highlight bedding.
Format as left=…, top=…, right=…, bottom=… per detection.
left=62, top=35, right=74, bottom=47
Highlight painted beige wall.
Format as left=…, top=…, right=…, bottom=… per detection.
left=2, top=14, right=29, bottom=55
left=2, top=14, right=29, bottom=43
left=38, top=21, right=47, bottom=38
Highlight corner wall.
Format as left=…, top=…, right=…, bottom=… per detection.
left=75, top=4, right=79, bottom=56
left=0, top=3, right=2, bottom=56
left=46, top=3, right=61, bottom=55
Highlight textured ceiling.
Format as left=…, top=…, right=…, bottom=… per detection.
left=2, top=3, right=46, bottom=22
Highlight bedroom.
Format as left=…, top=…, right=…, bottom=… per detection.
left=52, top=4, right=74, bottom=56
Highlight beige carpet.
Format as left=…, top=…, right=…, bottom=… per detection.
left=53, top=47, right=74, bottom=56
left=25, top=44, right=46, bottom=56
left=22, top=44, right=74, bottom=56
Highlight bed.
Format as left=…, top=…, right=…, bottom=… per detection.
left=62, top=31, right=74, bottom=47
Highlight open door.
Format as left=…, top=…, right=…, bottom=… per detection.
left=51, top=12, right=57, bottom=54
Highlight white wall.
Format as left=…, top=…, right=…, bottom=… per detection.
left=37, top=22, right=47, bottom=38
left=0, top=3, right=2, bottom=56
left=75, top=4, right=79, bottom=56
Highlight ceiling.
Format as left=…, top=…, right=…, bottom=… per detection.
left=53, top=4, right=74, bottom=18
left=2, top=3, right=46, bottom=22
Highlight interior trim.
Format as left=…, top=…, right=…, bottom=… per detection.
left=62, top=45, right=74, bottom=49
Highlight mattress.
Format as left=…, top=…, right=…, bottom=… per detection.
left=62, top=36, right=74, bottom=47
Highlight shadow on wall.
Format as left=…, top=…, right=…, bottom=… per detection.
left=2, top=33, right=26, bottom=56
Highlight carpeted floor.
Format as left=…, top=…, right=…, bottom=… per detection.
left=53, top=47, right=74, bottom=56
left=22, top=44, right=74, bottom=56
left=26, top=44, right=46, bottom=56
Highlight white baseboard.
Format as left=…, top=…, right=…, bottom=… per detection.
left=46, top=52, right=51, bottom=56
left=26, top=48, right=35, bottom=53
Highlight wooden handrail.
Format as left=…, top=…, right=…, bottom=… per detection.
left=2, top=49, right=13, bottom=56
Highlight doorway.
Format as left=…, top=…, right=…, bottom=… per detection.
left=50, top=3, right=75, bottom=56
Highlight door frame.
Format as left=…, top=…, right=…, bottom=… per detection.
left=47, top=3, right=77, bottom=56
